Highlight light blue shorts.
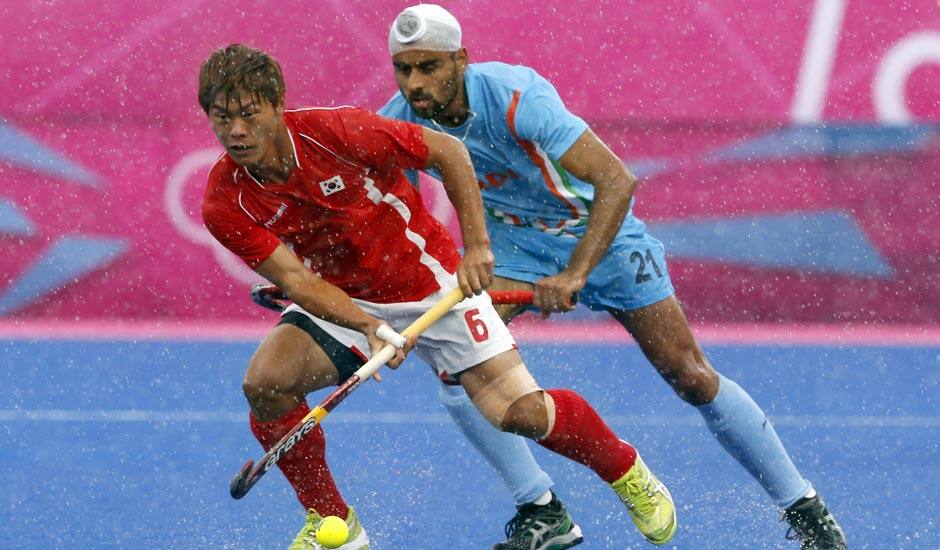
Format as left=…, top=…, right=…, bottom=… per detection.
left=489, top=222, right=675, bottom=312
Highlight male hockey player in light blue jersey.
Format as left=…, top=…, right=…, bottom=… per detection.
left=380, top=4, right=846, bottom=550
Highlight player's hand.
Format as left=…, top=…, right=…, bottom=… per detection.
left=457, top=245, right=494, bottom=297
left=534, top=272, right=584, bottom=318
left=366, top=321, right=415, bottom=371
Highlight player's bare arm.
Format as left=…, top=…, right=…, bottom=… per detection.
left=534, top=129, right=637, bottom=314
left=421, top=126, right=494, bottom=297
left=255, top=243, right=410, bottom=367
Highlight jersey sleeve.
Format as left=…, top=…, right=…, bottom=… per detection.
left=332, top=108, right=429, bottom=173
left=202, top=197, right=280, bottom=269
left=512, top=74, right=589, bottom=160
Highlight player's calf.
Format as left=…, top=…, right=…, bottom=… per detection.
left=536, top=389, right=677, bottom=545
left=462, top=355, right=678, bottom=545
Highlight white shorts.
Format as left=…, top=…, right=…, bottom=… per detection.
left=281, top=286, right=516, bottom=377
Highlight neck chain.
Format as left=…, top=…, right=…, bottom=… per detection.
left=430, top=109, right=476, bottom=141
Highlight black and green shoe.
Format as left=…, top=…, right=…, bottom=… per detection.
left=492, top=493, right=584, bottom=550
left=783, top=494, right=847, bottom=550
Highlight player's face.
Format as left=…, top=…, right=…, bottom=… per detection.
left=392, top=49, right=466, bottom=120
left=207, top=90, right=284, bottom=167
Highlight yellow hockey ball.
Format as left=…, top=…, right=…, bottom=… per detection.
left=315, top=515, right=349, bottom=549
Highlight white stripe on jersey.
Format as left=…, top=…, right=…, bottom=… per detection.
left=298, top=132, right=360, bottom=168
left=237, top=191, right=259, bottom=224
left=532, top=142, right=589, bottom=221
left=381, top=192, right=452, bottom=290
left=287, top=128, right=300, bottom=168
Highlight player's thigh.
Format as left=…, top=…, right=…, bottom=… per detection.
left=458, top=348, right=528, bottom=398
left=246, top=322, right=342, bottom=398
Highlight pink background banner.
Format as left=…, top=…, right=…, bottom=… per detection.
left=1, top=0, right=938, bottom=323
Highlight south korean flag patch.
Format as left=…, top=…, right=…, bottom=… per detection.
left=319, top=175, right=346, bottom=196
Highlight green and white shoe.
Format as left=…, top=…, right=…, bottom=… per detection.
left=492, top=492, right=584, bottom=550
left=288, top=505, right=369, bottom=550
left=611, top=454, right=677, bottom=545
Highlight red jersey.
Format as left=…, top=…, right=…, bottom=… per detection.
left=202, top=107, right=461, bottom=303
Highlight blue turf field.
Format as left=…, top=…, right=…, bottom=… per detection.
left=1, top=337, right=937, bottom=549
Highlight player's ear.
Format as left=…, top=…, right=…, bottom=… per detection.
left=455, top=48, right=468, bottom=73
left=274, top=96, right=286, bottom=116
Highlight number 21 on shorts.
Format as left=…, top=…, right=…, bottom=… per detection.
left=631, top=248, right=663, bottom=284
left=464, top=308, right=490, bottom=342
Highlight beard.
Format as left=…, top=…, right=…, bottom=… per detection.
left=405, top=75, right=460, bottom=121
left=407, top=95, right=445, bottom=119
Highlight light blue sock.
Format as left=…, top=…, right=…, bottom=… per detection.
left=697, top=373, right=812, bottom=508
left=438, top=383, right=553, bottom=506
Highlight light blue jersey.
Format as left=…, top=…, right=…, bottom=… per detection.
left=384, top=62, right=818, bottom=520
left=382, top=62, right=644, bottom=234
left=380, top=62, right=672, bottom=311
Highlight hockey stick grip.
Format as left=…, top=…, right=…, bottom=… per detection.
left=488, top=289, right=534, bottom=304
left=488, top=289, right=578, bottom=308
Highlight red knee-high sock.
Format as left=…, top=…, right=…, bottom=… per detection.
left=249, top=401, right=348, bottom=517
left=537, top=389, right=638, bottom=483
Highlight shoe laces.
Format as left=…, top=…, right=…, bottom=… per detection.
left=623, top=472, right=659, bottom=517
left=301, top=510, right=326, bottom=547
left=503, top=507, right=538, bottom=541
left=503, top=501, right=563, bottom=543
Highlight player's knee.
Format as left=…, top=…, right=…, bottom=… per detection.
left=660, top=344, right=718, bottom=405
left=469, top=364, right=544, bottom=436
left=243, top=356, right=298, bottom=404
left=500, top=392, right=549, bottom=438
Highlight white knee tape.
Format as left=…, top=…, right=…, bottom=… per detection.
left=470, top=363, right=541, bottom=428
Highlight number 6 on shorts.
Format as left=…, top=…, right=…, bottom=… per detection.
left=464, top=308, right=490, bottom=342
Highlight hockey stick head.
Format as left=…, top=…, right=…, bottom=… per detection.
left=230, top=459, right=256, bottom=499
left=250, top=283, right=289, bottom=312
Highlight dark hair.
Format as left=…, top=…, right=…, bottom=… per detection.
left=198, top=44, right=285, bottom=113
